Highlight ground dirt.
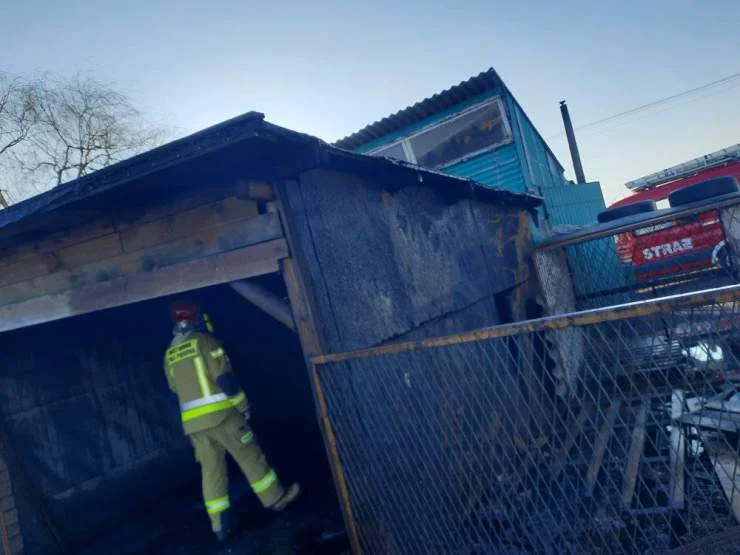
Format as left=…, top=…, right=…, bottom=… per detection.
left=77, top=483, right=348, bottom=555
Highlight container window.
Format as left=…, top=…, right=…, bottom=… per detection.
left=409, top=99, right=510, bottom=168
left=366, top=97, right=512, bottom=169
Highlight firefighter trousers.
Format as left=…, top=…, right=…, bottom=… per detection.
left=189, top=411, right=286, bottom=532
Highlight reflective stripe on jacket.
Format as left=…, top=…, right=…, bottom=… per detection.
left=164, top=332, right=248, bottom=434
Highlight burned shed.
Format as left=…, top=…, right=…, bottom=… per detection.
left=0, top=112, right=540, bottom=553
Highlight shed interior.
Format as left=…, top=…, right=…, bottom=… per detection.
left=0, top=276, right=343, bottom=554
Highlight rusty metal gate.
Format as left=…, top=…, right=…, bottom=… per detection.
left=312, top=285, right=740, bottom=554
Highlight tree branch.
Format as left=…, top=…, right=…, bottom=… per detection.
left=6, top=72, right=164, bottom=192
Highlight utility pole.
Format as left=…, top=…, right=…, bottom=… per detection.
left=0, top=190, right=8, bottom=209
left=559, top=100, right=587, bottom=184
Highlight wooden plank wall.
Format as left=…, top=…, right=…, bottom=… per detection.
left=278, top=169, right=532, bottom=354
left=0, top=183, right=287, bottom=332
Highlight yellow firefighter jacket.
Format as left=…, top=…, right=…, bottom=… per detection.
left=164, top=331, right=248, bottom=434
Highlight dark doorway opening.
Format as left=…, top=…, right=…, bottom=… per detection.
left=0, top=276, right=344, bottom=554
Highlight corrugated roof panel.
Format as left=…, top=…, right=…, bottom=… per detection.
left=443, top=144, right=526, bottom=193
left=335, top=69, right=503, bottom=150
left=353, top=90, right=501, bottom=154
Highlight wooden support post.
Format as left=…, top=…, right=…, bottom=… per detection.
left=229, top=280, right=295, bottom=331
left=553, top=403, right=591, bottom=478
left=670, top=390, right=686, bottom=509
left=310, top=362, right=363, bottom=555
left=705, top=442, right=740, bottom=523
left=280, top=258, right=321, bottom=356
left=586, top=401, right=621, bottom=495
left=559, top=404, right=590, bottom=461
left=622, top=402, right=648, bottom=508
left=280, top=257, right=362, bottom=554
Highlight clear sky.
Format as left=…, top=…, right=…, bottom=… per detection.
left=2, top=0, right=739, bottom=205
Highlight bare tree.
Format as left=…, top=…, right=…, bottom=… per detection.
left=0, top=73, right=36, bottom=158
left=0, top=74, right=37, bottom=206
left=0, top=72, right=163, bottom=204
left=19, top=74, right=161, bottom=187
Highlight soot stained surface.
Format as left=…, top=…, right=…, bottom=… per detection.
left=1, top=278, right=342, bottom=554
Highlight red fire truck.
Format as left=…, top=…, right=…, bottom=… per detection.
left=598, top=145, right=740, bottom=284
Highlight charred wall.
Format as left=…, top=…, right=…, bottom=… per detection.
left=279, top=169, right=536, bottom=353
left=0, top=282, right=330, bottom=553
left=0, top=298, right=187, bottom=552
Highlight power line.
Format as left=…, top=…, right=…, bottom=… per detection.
left=576, top=78, right=740, bottom=141
left=578, top=71, right=740, bottom=130
left=549, top=70, right=740, bottom=138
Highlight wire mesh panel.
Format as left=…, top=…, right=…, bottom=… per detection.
left=314, top=286, right=740, bottom=554
left=537, top=200, right=740, bottom=312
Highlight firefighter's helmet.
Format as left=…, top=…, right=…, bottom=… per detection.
left=170, top=300, right=201, bottom=323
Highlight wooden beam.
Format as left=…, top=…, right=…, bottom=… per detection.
left=310, top=361, right=363, bottom=555
left=275, top=181, right=327, bottom=358
left=0, top=253, right=59, bottom=290
left=235, top=180, right=274, bottom=201
left=56, top=233, right=124, bottom=269
left=0, top=183, right=236, bottom=264
left=0, top=214, right=282, bottom=307
left=705, top=442, right=740, bottom=523
left=276, top=183, right=362, bottom=553
left=0, top=196, right=260, bottom=289
left=586, top=401, right=621, bottom=495
left=622, top=402, right=648, bottom=508
left=0, top=217, right=116, bottom=263
left=281, top=257, right=362, bottom=553
left=0, top=239, right=288, bottom=333
left=229, top=280, right=295, bottom=331
left=281, top=258, right=323, bottom=359
left=554, top=403, right=591, bottom=475
left=670, top=390, right=686, bottom=509
left=114, top=184, right=235, bottom=231
left=119, top=196, right=259, bottom=253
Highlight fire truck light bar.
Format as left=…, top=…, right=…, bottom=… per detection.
left=625, top=144, right=740, bottom=191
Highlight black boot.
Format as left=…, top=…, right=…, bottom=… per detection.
left=215, top=508, right=236, bottom=543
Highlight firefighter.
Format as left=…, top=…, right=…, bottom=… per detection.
left=164, top=300, right=300, bottom=541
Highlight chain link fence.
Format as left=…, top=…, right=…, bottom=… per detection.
left=313, top=285, right=740, bottom=554
left=536, top=198, right=740, bottom=312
